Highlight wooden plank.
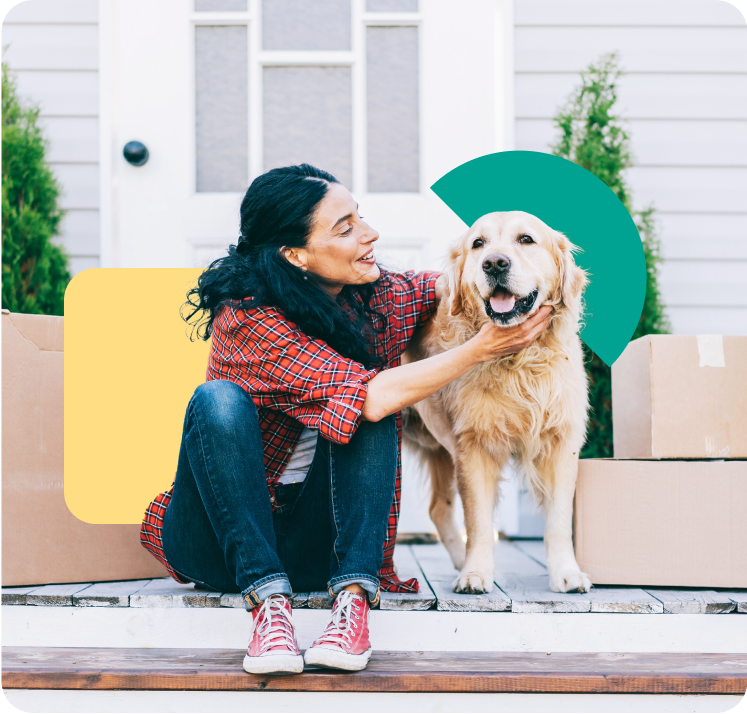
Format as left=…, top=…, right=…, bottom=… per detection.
left=15, top=71, right=99, bottom=118
left=25, top=584, right=93, bottom=607
left=1, top=24, right=99, bottom=71
left=5, top=0, right=99, bottom=23
left=639, top=165, right=747, bottom=215
left=57, top=209, right=100, bottom=257
left=219, top=593, right=244, bottom=608
left=496, top=575, right=591, bottom=613
left=3, top=647, right=747, bottom=693
left=659, top=259, right=747, bottom=308
left=668, top=307, right=747, bottom=338
left=129, top=579, right=221, bottom=609
left=379, top=546, right=436, bottom=611
left=71, top=580, right=152, bottom=608
left=645, top=590, right=737, bottom=615
left=586, top=588, right=664, bottom=614
left=517, top=117, right=747, bottom=171
left=307, top=592, right=333, bottom=609
left=1, top=586, right=40, bottom=606
left=291, top=593, right=309, bottom=609
left=425, top=579, right=511, bottom=612
left=40, top=117, right=100, bottom=164
left=395, top=533, right=439, bottom=545
left=514, top=0, right=746, bottom=27
left=515, top=26, right=747, bottom=74
left=219, top=592, right=309, bottom=609
left=718, top=591, right=747, bottom=614
left=516, top=73, right=747, bottom=122
left=494, top=541, right=547, bottom=577
left=53, top=164, right=99, bottom=211
left=654, top=213, right=747, bottom=261
left=411, top=544, right=459, bottom=580
left=510, top=540, right=547, bottom=567
left=412, top=545, right=510, bottom=612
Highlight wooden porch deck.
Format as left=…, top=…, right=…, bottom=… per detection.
left=3, top=541, right=746, bottom=615
left=4, top=648, right=747, bottom=694
left=3, top=541, right=746, bottom=709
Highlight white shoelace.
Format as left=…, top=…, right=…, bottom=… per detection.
left=314, top=590, right=362, bottom=649
left=252, top=594, right=298, bottom=655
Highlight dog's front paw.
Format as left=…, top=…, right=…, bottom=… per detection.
left=548, top=568, right=592, bottom=593
left=453, top=570, right=494, bottom=594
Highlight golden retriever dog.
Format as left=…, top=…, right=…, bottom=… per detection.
left=402, top=210, right=592, bottom=594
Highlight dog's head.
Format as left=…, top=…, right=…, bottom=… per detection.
left=445, top=211, right=588, bottom=326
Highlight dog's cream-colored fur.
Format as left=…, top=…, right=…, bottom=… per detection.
left=403, top=211, right=592, bottom=594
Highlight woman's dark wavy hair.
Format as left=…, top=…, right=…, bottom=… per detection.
left=183, top=164, right=386, bottom=368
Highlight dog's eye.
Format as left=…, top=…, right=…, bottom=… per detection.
left=472, top=238, right=485, bottom=249
left=518, top=234, right=534, bottom=245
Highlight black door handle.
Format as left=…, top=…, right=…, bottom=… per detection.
left=123, top=141, right=149, bottom=166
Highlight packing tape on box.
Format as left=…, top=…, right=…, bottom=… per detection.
left=696, top=334, right=725, bottom=367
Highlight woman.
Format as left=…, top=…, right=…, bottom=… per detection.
left=140, top=164, right=552, bottom=675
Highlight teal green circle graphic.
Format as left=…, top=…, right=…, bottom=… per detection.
left=430, top=151, right=646, bottom=367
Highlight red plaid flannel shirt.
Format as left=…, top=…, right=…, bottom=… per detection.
left=141, top=269, right=440, bottom=593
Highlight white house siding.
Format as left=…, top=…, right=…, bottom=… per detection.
left=2, top=0, right=99, bottom=276
left=513, top=0, right=747, bottom=335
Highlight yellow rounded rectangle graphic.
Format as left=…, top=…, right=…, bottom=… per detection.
left=64, top=269, right=211, bottom=524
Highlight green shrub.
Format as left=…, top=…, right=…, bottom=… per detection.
left=551, top=53, right=670, bottom=458
left=2, top=62, right=70, bottom=315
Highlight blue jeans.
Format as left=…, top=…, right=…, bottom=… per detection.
left=161, top=380, right=397, bottom=611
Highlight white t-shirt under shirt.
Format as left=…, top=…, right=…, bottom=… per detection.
left=276, top=426, right=319, bottom=485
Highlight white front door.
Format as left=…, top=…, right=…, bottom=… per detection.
left=102, top=0, right=521, bottom=535
left=101, top=0, right=508, bottom=273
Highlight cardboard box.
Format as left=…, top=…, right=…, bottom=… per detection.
left=2, top=311, right=168, bottom=586
left=612, top=335, right=747, bottom=459
left=574, top=459, right=747, bottom=588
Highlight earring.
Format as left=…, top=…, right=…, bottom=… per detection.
left=302, top=268, right=308, bottom=280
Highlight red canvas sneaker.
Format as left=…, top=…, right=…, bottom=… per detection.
left=242, top=594, right=304, bottom=674
left=303, top=589, right=373, bottom=671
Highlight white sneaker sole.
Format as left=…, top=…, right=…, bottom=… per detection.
left=303, top=646, right=373, bottom=671
left=242, top=653, right=304, bottom=675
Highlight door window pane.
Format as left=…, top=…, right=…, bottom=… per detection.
left=366, top=26, right=419, bottom=192
left=195, top=26, right=249, bottom=192
left=263, top=66, right=352, bottom=188
left=262, top=0, right=351, bottom=50
left=366, top=0, right=418, bottom=11
left=195, top=0, right=247, bottom=11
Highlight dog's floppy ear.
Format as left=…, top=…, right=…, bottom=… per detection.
left=445, top=238, right=468, bottom=316
left=553, top=230, right=588, bottom=318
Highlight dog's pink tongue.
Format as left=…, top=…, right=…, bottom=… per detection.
left=490, top=291, right=516, bottom=313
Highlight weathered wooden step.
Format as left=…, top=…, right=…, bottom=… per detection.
left=3, top=648, right=746, bottom=694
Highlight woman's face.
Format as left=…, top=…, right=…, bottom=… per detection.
left=284, top=183, right=380, bottom=295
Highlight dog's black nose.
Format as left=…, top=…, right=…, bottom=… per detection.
left=482, top=253, right=511, bottom=275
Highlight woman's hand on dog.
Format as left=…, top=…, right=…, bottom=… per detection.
left=470, top=305, right=554, bottom=362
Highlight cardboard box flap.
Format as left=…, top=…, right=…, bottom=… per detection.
left=5, top=312, right=64, bottom=352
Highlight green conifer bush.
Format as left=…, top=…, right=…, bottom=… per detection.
left=2, top=62, right=70, bottom=315
left=551, top=53, right=670, bottom=457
